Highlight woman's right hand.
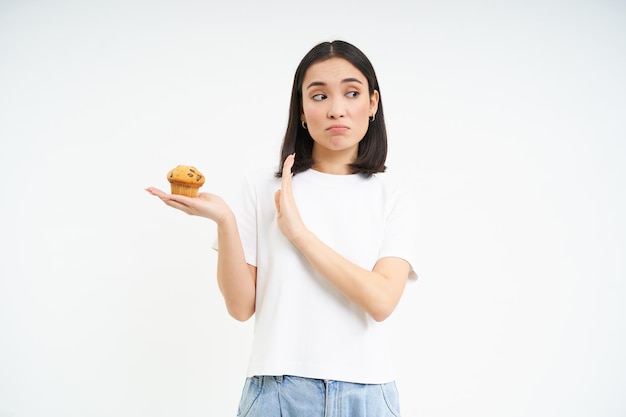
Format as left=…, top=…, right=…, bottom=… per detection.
left=145, top=187, right=232, bottom=224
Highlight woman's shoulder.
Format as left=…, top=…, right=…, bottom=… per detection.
left=371, top=169, right=413, bottom=191
left=241, top=165, right=281, bottom=190
left=371, top=169, right=419, bottom=206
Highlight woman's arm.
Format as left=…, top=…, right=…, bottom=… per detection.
left=273, top=156, right=410, bottom=322
left=293, top=232, right=409, bottom=322
left=215, top=211, right=257, bottom=321
left=146, top=187, right=256, bottom=321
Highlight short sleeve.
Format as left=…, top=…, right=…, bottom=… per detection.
left=211, top=174, right=258, bottom=267
left=378, top=185, right=419, bottom=280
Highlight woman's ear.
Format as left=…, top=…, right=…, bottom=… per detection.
left=370, top=90, right=380, bottom=116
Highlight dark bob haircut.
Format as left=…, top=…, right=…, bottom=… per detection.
left=276, top=40, right=387, bottom=177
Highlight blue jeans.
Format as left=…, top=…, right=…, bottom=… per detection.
left=236, top=375, right=402, bottom=417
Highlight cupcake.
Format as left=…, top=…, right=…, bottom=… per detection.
left=167, top=165, right=205, bottom=197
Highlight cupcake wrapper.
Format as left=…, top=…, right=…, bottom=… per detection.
left=170, top=183, right=200, bottom=197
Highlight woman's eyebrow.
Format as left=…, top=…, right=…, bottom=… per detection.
left=305, top=77, right=364, bottom=90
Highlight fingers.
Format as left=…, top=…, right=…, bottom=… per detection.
left=281, top=153, right=295, bottom=192
left=145, top=187, right=165, bottom=197
left=145, top=187, right=175, bottom=201
left=274, top=189, right=281, bottom=216
left=146, top=187, right=191, bottom=208
left=282, top=153, right=295, bottom=176
left=147, top=186, right=221, bottom=218
left=275, top=154, right=307, bottom=241
left=276, top=155, right=294, bottom=220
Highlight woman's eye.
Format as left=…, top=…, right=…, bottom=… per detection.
left=312, top=94, right=326, bottom=101
left=346, top=91, right=360, bottom=98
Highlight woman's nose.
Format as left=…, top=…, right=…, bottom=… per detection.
left=327, top=99, right=345, bottom=119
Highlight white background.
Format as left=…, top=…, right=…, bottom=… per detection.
left=1, top=1, right=625, bottom=416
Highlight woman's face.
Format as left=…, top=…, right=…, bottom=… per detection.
left=301, top=57, right=379, bottom=165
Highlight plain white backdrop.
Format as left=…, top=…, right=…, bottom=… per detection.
left=1, top=0, right=625, bottom=416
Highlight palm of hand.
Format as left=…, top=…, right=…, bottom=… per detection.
left=274, top=154, right=307, bottom=242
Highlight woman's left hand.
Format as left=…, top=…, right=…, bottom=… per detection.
left=274, top=154, right=309, bottom=243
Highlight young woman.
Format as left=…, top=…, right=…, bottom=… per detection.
left=147, top=40, right=418, bottom=417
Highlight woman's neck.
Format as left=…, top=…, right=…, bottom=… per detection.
left=311, top=161, right=352, bottom=175
left=311, top=146, right=357, bottom=175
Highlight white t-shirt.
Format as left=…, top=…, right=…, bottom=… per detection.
left=229, top=167, right=418, bottom=384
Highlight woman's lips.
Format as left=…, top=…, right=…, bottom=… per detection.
left=327, top=125, right=349, bottom=132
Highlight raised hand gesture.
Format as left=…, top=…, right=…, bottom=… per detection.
left=274, top=154, right=308, bottom=243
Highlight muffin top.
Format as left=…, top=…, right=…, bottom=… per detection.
left=167, top=165, right=205, bottom=186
